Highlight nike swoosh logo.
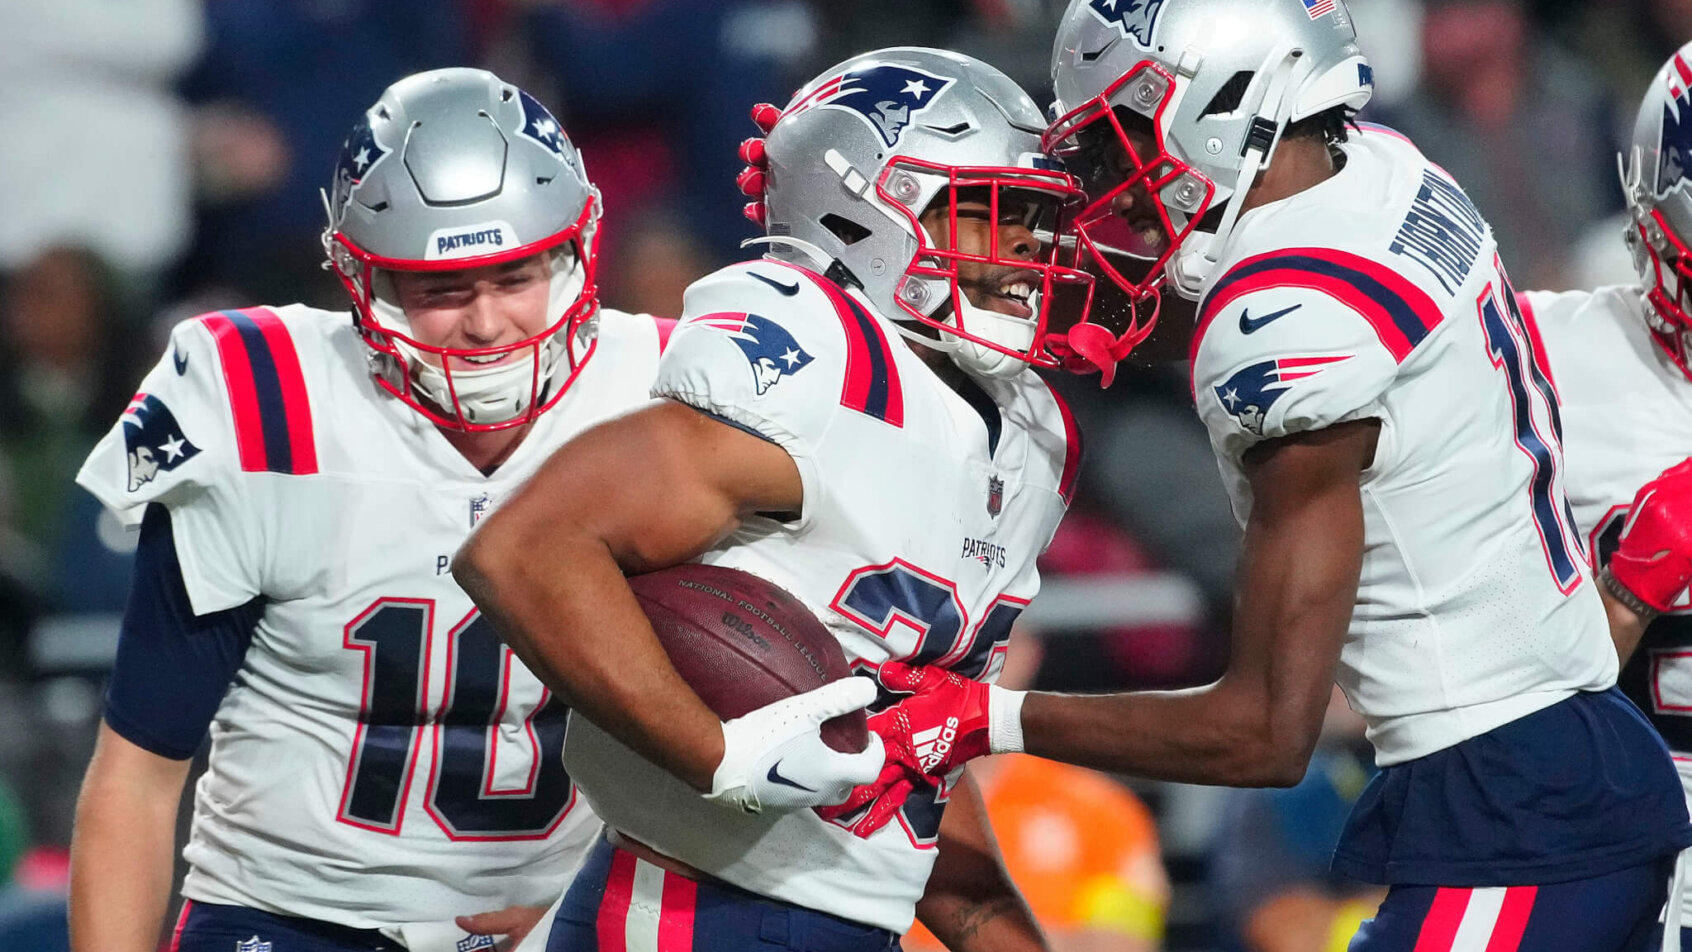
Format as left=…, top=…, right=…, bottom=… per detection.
left=749, top=271, right=801, bottom=296
left=173, top=348, right=189, bottom=375
left=1239, top=303, right=1303, bottom=334
left=766, top=761, right=815, bottom=792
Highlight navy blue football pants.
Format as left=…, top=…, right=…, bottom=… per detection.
left=1348, top=856, right=1673, bottom=952
left=169, top=901, right=405, bottom=952
left=546, top=836, right=901, bottom=952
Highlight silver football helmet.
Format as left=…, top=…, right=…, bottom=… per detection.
left=756, top=47, right=1093, bottom=377
left=1621, top=41, right=1692, bottom=379
left=1045, top=0, right=1374, bottom=310
left=323, top=68, right=601, bottom=430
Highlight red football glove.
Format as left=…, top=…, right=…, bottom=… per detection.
left=815, top=662, right=998, bottom=838
left=737, top=104, right=781, bottom=227
left=1610, top=458, right=1692, bottom=613
left=813, top=734, right=923, bottom=837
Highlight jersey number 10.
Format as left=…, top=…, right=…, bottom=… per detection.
left=337, top=598, right=576, bottom=840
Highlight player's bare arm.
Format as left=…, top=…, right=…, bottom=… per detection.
left=455, top=398, right=866, bottom=797
left=863, top=419, right=1375, bottom=796
left=1017, top=420, right=1374, bottom=785
left=69, top=724, right=194, bottom=952
left=915, top=772, right=1048, bottom=952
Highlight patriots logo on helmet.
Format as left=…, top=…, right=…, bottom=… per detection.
left=330, top=116, right=390, bottom=217
left=788, top=64, right=956, bottom=148
left=122, top=393, right=201, bottom=492
left=519, top=90, right=571, bottom=161
left=1658, top=53, right=1692, bottom=198
left=1214, top=355, right=1351, bottom=436
left=1085, top=0, right=1167, bottom=47
left=692, top=312, right=815, bottom=395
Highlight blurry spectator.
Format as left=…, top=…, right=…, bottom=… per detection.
left=601, top=212, right=716, bottom=319
left=1379, top=0, right=1619, bottom=290
left=179, top=0, right=471, bottom=307
left=1554, top=0, right=1692, bottom=117
left=1208, top=689, right=1383, bottom=952
left=523, top=0, right=819, bottom=261
left=0, top=247, right=147, bottom=612
left=906, top=628, right=1172, bottom=952
left=0, top=0, right=202, bottom=291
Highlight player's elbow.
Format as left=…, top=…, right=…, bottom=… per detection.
left=1213, top=693, right=1321, bottom=787
left=452, top=526, right=510, bottom=607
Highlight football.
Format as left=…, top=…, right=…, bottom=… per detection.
left=628, top=563, right=869, bottom=753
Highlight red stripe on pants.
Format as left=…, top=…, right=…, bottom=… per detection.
left=1483, top=886, right=1538, bottom=952
left=597, top=849, right=639, bottom=952
left=1412, top=887, right=1472, bottom=952
left=658, top=869, right=698, bottom=952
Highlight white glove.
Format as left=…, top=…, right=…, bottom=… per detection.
left=706, top=678, right=884, bottom=814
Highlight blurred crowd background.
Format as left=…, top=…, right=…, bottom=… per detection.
left=1, top=0, right=1687, bottom=949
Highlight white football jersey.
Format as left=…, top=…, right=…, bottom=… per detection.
left=1190, top=125, right=1616, bottom=767
left=563, top=260, right=1076, bottom=933
left=76, top=304, right=669, bottom=929
left=1524, top=284, right=1692, bottom=905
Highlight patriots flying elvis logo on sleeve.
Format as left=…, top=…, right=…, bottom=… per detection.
left=785, top=64, right=956, bottom=148
left=692, top=313, right=815, bottom=395
left=1085, top=0, right=1167, bottom=47
left=1214, top=355, right=1351, bottom=436
left=123, top=394, right=201, bottom=492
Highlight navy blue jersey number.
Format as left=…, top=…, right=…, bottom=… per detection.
left=1478, top=278, right=1583, bottom=592
left=831, top=562, right=1027, bottom=845
left=338, top=600, right=574, bottom=840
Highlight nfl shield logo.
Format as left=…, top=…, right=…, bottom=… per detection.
left=236, top=937, right=272, bottom=952
left=987, top=475, right=1004, bottom=518
left=469, top=493, right=494, bottom=527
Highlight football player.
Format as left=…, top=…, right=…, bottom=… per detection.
left=1516, top=41, right=1692, bottom=948
left=454, top=48, right=1089, bottom=952
left=836, top=3, right=1692, bottom=949
left=68, top=69, right=672, bottom=952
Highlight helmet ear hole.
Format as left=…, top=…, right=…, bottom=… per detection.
left=1200, top=71, right=1256, bottom=117
left=821, top=213, right=873, bottom=246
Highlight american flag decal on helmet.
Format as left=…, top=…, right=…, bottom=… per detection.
left=1302, top=0, right=1337, bottom=18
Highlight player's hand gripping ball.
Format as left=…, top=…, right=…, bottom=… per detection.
left=817, top=661, right=996, bottom=838
left=1610, top=458, right=1692, bottom=614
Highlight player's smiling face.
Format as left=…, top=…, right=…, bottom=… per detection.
left=390, top=254, right=553, bottom=370
left=919, top=189, right=1048, bottom=319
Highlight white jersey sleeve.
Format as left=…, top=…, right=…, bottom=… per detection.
left=1192, top=282, right=1401, bottom=462
left=76, top=315, right=277, bottom=613
left=655, top=261, right=868, bottom=527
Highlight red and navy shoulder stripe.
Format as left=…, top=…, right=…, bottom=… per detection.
left=198, top=308, right=318, bottom=475
left=1195, top=247, right=1446, bottom=364
left=764, top=262, right=905, bottom=427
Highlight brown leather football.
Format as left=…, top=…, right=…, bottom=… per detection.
left=628, top=563, right=869, bottom=753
